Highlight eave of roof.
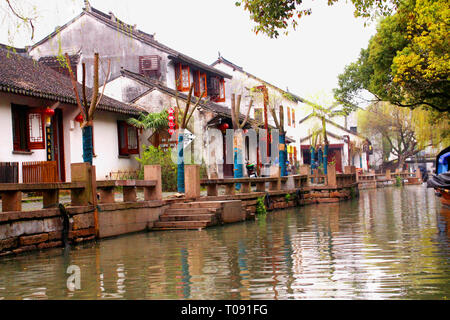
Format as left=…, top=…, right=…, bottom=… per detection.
left=120, top=69, right=234, bottom=118
left=30, top=6, right=230, bottom=83
left=297, top=113, right=365, bottom=139
left=169, top=54, right=231, bottom=79
left=212, top=56, right=305, bottom=103
left=0, top=48, right=143, bottom=116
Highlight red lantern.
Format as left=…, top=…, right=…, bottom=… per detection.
left=219, top=123, right=229, bottom=131
left=45, top=108, right=55, bottom=117
left=168, top=128, right=175, bottom=135
left=169, top=122, right=175, bottom=128
left=75, top=113, right=84, bottom=123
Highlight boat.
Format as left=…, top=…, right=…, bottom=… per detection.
left=427, top=146, right=450, bottom=208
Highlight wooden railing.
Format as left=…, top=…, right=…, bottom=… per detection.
left=0, top=162, right=18, bottom=183
left=22, top=161, right=58, bottom=183
left=336, top=173, right=357, bottom=187
left=0, top=164, right=163, bottom=213
left=200, top=175, right=309, bottom=197
left=96, top=180, right=158, bottom=203
left=0, top=182, right=86, bottom=212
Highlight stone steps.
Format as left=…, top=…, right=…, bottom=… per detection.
left=169, top=201, right=223, bottom=209
left=151, top=201, right=224, bottom=231
left=159, top=213, right=217, bottom=222
left=164, top=208, right=218, bottom=215
left=152, top=220, right=212, bottom=230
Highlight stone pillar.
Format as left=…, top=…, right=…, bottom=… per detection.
left=241, top=182, right=251, bottom=193
left=344, top=166, right=356, bottom=174
left=123, top=186, right=137, bottom=202
left=98, top=188, right=115, bottom=204
left=144, top=165, right=162, bottom=201
left=386, top=169, right=391, bottom=180
left=416, top=169, right=422, bottom=179
left=185, top=165, right=200, bottom=199
left=327, top=164, right=337, bottom=188
left=207, top=184, right=218, bottom=196
left=299, top=165, right=310, bottom=176
left=269, top=167, right=281, bottom=191
left=1, top=191, right=22, bottom=212
left=71, top=163, right=96, bottom=206
left=43, top=190, right=59, bottom=208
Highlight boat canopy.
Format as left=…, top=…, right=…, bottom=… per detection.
left=436, top=146, right=450, bottom=174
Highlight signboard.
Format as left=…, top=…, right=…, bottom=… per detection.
left=46, top=126, right=53, bottom=161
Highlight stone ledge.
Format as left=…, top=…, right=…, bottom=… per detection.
left=98, top=200, right=165, bottom=211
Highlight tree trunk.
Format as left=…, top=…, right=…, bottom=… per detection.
left=398, top=156, right=404, bottom=172
left=323, top=143, right=328, bottom=175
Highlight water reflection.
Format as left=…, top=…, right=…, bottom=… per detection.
left=0, top=186, right=449, bottom=300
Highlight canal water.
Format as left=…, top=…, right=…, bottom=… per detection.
left=0, top=185, right=449, bottom=300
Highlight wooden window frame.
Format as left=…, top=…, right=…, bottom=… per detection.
left=292, top=109, right=295, bottom=128
left=287, top=107, right=291, bottom=127
left=175, top=63, right=190, bottom=92
left=11, top=104, right=45, bottom=151
left=216, top=78, right=226, bottom=102
left=194, top=71, right=207, bottom=98
left=117, top=121, right=139, bottom=156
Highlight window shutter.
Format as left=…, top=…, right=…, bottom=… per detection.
left=292, top=110, right=295, bottom=128
left=139, top=56, right=161, bottom=78
left=194, top=71, right=200, bottom=97
left=117, top=121, right=128, bottom=155
left=175, top=63, right=181, bottom=90
left=287, top=107, right=291, bottom=127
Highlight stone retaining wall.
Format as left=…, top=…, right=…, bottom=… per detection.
left=0, top=206, right=95, bottom=256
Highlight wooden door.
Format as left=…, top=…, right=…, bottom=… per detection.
left=328, top=148, right=343, bottom=173
left=52, top=109, right=65, bottom=182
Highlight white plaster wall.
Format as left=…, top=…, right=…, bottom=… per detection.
left=30, top=13, right=171, bottom=88
left=69, top=110, right=140, bottom=180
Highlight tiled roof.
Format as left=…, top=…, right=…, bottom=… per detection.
left=168, top=54, right=231, bottom=79
left=30, top=5, right=229, bottom=81
left=0, top=47, right=143, bottom=116
left=211, top=56, right=305, bottom=103
left=121, top=69, right=238, bottom=119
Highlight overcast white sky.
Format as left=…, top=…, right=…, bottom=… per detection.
left=0, top=0, right=377, bottom=101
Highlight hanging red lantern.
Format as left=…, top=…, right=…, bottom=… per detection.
left=219, top=123, right=229, bottom=131
left=75, top=113, right=84, bottom=123
left=168, top=128, right=175, bottom=135
left=44, top=107, right=55, bottom=117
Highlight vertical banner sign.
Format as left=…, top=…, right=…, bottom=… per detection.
left=168, top=107, right=175, bottom=135
left=46, top=126, right=53, bottom=161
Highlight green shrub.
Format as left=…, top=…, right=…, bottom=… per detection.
left=136, top=145, right=177, bottom=192
left=285, top=193, right=291, bottom=203
left=395, top=175, right=402, bottom=187
left=256, top=196, right=267, bottom=215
